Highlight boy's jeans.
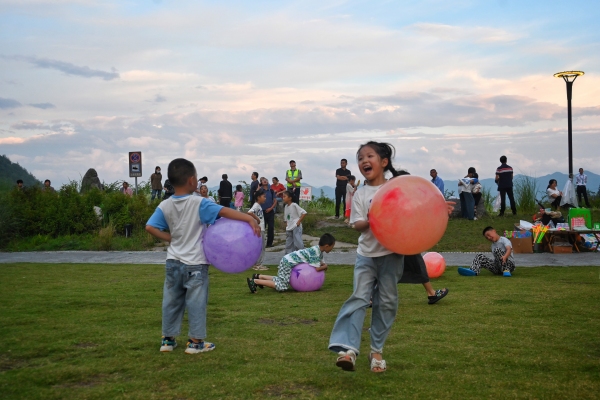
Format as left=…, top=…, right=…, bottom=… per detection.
left=162, top=259, right=209, bottom=339
left=329, top=253, right=404, bottom=355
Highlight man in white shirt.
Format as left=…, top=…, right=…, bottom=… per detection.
left=575, top=168, right=590, bottom=207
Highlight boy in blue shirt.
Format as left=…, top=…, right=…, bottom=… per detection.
left=146, top=158, right=260, bottom=354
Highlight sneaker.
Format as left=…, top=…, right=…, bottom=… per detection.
left=252, top=274, right=264, bottom=288
left=503, top=270, right=512, bottom=277
left=185, top=340, right=215, bottom=354
left=458, top=267, right=477, bottom=276
left=474, top=217, right=478, bottom=220
left=428, top=288, right=449, bottom=304
left=247, top=277, right=257, bottom=293
left=160, top=336, right=177, bottom=352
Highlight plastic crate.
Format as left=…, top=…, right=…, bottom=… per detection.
left=568, top=208, right=591, bottom=229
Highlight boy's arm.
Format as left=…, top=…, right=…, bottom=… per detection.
left=502, top=245, right=512, bottom=263
left=220, top=207, right=261, bottom=236
left=145, top=225, right=171, bottom=242
left=315, top=264, right=328, bottom=272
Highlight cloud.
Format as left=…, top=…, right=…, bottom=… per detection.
left=409, top=23, right=523, bottom=43
left=153, top=94, right=166, bottom=103
left=0, top=97, right=22, bottom=109
left=29, top=102, right=56, bottom=109
left=5, top=55, right=119, bottom=80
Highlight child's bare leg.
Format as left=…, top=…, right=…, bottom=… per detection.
left=254, top=275, right=274, bottom=281
left=254, top=279, right=277, bottom=289
left=422, top=282, right=436, bottom=297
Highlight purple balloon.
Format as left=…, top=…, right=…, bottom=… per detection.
left=289, top=263, right=325, bottom=292
left=204, top=218, right=262, bottom=274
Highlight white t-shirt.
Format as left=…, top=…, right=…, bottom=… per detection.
left=457, top=178, right=472, bottom=194
left=346, top=183, right=354, bottom=196
left=248, top=202, right=265, bottom=231
left=547, top=188, right=560, bottom=198
left=350, top=184, right=391, bottom=257
left=284, top=202, right=307, bottom=231
left=492, top=236, right=514, bottom=262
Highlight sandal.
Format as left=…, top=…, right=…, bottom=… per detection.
left=368, top=352, right=386, bottom=373
left=428, top=288, right=449, bottom=304
left=246, top=278, right=257, bottom=294
left=335, top=350, right=356, bottom=371
left=252, top=274, right=264, bottom=289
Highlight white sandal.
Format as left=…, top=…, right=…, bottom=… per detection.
left=368, top=352, right=387, bottom=373
left=335, top=350, right=356, bottom=371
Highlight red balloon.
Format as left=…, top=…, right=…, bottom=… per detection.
left=423, top=252, right=446, bottom=278
left=369, top=176, right=448, bottom=255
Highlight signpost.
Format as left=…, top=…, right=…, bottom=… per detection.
left=129, top=151, right=142, bottom=195
left=299, top=186, right=312, bottom=201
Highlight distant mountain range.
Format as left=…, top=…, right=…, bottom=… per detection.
left=0, top=154, right=41, bottom=189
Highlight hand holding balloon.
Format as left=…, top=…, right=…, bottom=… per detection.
left=446, top=201, right=456, bottom=215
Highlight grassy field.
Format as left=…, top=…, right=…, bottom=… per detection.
left=1, top=263, right=599, bottom=399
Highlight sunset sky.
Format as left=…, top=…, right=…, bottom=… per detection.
left=1, top=0, right=599, bottom=188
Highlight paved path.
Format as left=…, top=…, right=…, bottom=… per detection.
left=1, top=250, right=599, bottom=267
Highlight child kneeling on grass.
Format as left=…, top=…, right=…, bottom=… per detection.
left=458, top=226, right=515, bottom=277
left=146, top=158, right=260, bottom=354
left=247, top=233, right=335, bottom=293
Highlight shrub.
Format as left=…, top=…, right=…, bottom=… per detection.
left=514, top=175, right=540, bottom=214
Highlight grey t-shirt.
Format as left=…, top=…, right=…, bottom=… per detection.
left=492, top=236, right=514, bottom=262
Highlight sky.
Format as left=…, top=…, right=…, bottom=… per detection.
left=1, top=0, right=599, bottom=188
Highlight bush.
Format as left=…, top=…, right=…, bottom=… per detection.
left=0, top=180, right=157, bottom=250
left=514, top=175, right=540, bottom=213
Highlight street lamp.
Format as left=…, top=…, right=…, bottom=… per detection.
left=553, top=70, right=584, bottom=180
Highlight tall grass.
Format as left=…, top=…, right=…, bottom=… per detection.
left=514, top=175, right=540, bottom=214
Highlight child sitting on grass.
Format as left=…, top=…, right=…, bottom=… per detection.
left=247, top=233, right=335, bottom=293
left=458, top=226, right=515, bottom=277
left=146, top=158, right=260, bottom=354
left=283, top=190, right=307, bottom=254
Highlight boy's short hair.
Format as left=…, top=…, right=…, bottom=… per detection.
left=500, top=155, right=507, bottom=163
left=282, top=190, right=294, bottom=199
left=272, top=177, right=279, bottom=182
left=17, top=179, right=23, bottom=184
left=252, top=172, right=258, bottom=179
left=168, top=158, right=196, bottom=187
left=482, top=226, right=494, bottom=236
left=254, top=188, right=266, bottom=199
left=222, top=174, right=228, bottom=179
left=341, top=158, right=347, bottom=163
left=319, top=233, right=335, bottom=246
left=348, top=175, right=355, bottom=181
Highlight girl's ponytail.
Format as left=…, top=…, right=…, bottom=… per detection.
left=357, top=141, right=402, bottom=177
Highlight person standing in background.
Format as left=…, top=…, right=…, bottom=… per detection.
left=430, top=169, right=444, bottom=195
left=335, top=159, right=352, bottom=219
left=576, top=168, right=590, bottom=207
left=495, top=155, right=517, bottom=216
left=285, top=160, right=302, bottom=204
left=151, top=166, right=163, bottom=201
left=218, top=174, right=233, bottom=207
left=259, top=177, right=277, bottom=248
left=249, top=172, right=259, bottom=205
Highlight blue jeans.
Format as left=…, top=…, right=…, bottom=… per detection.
left=151, top=189, right=162, bottom=200
left=460, top=192, right=475, bottom=220
left=329, top=253, right=404, bottom=355
left=162, top=259, right=209, bottom=339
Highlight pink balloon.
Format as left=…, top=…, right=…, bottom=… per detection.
left=289, top=263, right=325, bottom=292
left=423, top=252, right=446, bottom=279
left=369, top=176, right=448, bottom=255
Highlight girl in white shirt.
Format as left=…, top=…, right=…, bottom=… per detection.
left=248, top=189, right=267, bottom=270
left=546, top=179, right=562, bottom=210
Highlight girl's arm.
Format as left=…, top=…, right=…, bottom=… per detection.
left=353, top=220, right=370, bottom=232
left=296, top=212, right=307, bottom=226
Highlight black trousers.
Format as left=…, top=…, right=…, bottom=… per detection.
left=576, top=186, right=590, bottom=207
left=335, top=186, right=346, bottom=217
left=264, top=210, right=275, bottom=246
left=292, top=187, right=300, bottom=204
left=499, top=188, right=517, bottom=215
left=219, top=197, right=231, bottom=207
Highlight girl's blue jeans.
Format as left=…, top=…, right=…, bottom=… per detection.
left=329, top=253, right=404, bottom=355
left=162, top=259, right=209, bottom=339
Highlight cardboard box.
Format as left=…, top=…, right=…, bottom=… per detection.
left=508, top=237, right=533, bottom=254
left=552, top=244, right=572, bottom=254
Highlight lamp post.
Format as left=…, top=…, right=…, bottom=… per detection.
left=553, top=71, right=584, bottom=181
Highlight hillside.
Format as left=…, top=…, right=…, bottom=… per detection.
left=0, top=154, right=41, bottom=189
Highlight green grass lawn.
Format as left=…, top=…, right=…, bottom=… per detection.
left=1, top=263, right=599, bottom=399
